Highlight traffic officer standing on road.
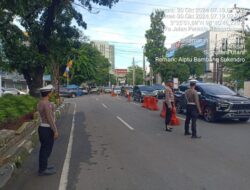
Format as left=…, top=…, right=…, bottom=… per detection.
left=165, top=79, right=175, bottom=132
left=37, top=85, right=59, bottom=176
left=184, top=81, right=202, bottom=138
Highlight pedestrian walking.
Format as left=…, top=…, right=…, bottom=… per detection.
left=37, top=85, right=59, bottom=176
left=165, top=79, right=175, bottom=132
left=184, top=81, right=202, bottom=138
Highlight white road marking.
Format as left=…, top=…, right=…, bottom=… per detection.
left=102, top=103, right=108, bottom=109
left=116, top=116, right=134, bottom=131
left=59, top=102, right=77, bottom=190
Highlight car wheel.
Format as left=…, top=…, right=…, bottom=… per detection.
left=71, top=93, right=76, bottom=98
left=203, top=106, right=216, bottom=122
left=175, top=102, right=182, bottom=114
left=239, top=118, right=249, bottom=122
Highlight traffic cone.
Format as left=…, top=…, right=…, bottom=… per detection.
left=128, top=94, right=131, bottom=102
left=170, top=106, right=180, bottom=126
left=149, top=97, right=159, bottom=111
left=142, top=96, right=149, bottom=108
left=160, top=102, right=166, bottom=118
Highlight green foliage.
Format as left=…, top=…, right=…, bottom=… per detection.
left=145, top=10, right=167, bottom=73
left=68, top=43, right=111, bottom=86
left=0, top=0, right=119, bottom=96
left=0, top=95, right=38, bottom=124
left=174, top=46, right=205, bottom=77
left=222, top=34, right=250, bottom=86
left=157, top=46, right=205, bottom=83
left=126, top=66, right=144, bottom=85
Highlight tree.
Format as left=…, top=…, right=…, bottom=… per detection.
left=126, top=65, right=143, bottom=85
left=145, top=10, right=167, bottom=75
left=174, top=46, right=205, bottom=78
left=158, top=62, right=190, bottom=83
left=225, top=34, right=250, bottom=83
left=0, top=0, right=119, bottom=96
left=68, top=43, right=111, bottom=86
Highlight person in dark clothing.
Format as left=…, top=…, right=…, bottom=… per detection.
left=184, top=81, right=202, bottom=138
left=37, top=85, right=59, bottom=176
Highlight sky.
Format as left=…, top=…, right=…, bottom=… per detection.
left=73, top=0, right=250, bottom=70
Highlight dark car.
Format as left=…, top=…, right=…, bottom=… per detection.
left=121, top=86, right=133, bottom=97
left=133, top=85, right=157, bottom=102
left=59, top=85, right=83, bottom=98
left=151, top=84, right=166, bottom=99
left=175, top=82, right=250, bottom=122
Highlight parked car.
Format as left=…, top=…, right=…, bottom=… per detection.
left=103, top=86, right=112, bottom=94
left=121, top=86, right=133, bottom=97
left=175, top=82, right=250, bottom=122
left=3, top=88, right=27, bottom=95
left=79, top=87, right=88, bottom=95
left=133, top=85, right=157, bottom=102
left=59, top=85, right=83, bottom=98
left=89, top=86, right=99, bottom=94
left=151, top=84, right=166, bottom=99
left=113, top=86, right=121, bottom=95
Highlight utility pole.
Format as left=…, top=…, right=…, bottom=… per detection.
left=213, top=34, right=218, bottom=83
left=231, top=4, right=250, bottom=52
left=142, top=46, right=145, bottom=85
left=132, top=57, right=135, bottom=86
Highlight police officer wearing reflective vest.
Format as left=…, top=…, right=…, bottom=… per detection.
left=184, top=80, right=202, bottom=138
left=37, top=85, right=58, bottom=175
left=165, top=79, right=175, bottom=132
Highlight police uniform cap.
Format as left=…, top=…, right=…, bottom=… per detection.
left=166, top=79, right=173, bottom=83
left=39, top=84, right=54, bottom=92
left=189, top=80, right=197, bottom=86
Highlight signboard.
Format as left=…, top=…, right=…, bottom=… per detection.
left=173, top=78, right=179, bottom=89
left=114, top=69, right=128, bottom=75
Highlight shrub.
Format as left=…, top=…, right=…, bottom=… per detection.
left=0, top=95, right=38, bottom=124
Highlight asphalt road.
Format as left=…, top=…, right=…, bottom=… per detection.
left=4, top=94, right=250, bottom=190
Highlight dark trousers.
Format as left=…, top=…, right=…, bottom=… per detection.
left=165, top=103, right=172, bottom=127
left=185, top=105, right=198, bottom=136
left=38, top=127, right=54, bottom=172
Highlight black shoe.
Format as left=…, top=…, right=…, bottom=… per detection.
left=184, top=132, right=191, bottom=136
left=191, top=135, right=201, bottom=139
left=38, top=169, right=56, bottom=176
left=165, top=128, right=172, bottom=132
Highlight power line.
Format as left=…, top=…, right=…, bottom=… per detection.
left=120, top=0, right=176, bottom=8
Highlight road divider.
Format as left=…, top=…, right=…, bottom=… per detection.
left=116, top=116, right=134, bottom=131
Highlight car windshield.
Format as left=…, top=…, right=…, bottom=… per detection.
left=151, top=85, right=165, bottom=90
left=201, top=84, right=236, bottom=95
left=140, top=86, right=154, bottom=92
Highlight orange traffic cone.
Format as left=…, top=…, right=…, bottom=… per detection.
left=160, top=102, right=166, bottom=118
left=170, top=106, right=180, bottom=126
left=128, top=94, right=131, bottom=102
left=149, top=97, right=159, bottom=111
left=142, top=96, right=150, bottom=108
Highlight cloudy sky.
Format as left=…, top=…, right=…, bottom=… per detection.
left=74, top=0, right=250, bottom=70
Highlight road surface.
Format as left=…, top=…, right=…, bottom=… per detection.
left=4, top=94, right=250, bottom=190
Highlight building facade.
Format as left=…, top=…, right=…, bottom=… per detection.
left=167, top=30, right=244, bottom=81
left=92, top=41, right=115, bottom=71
